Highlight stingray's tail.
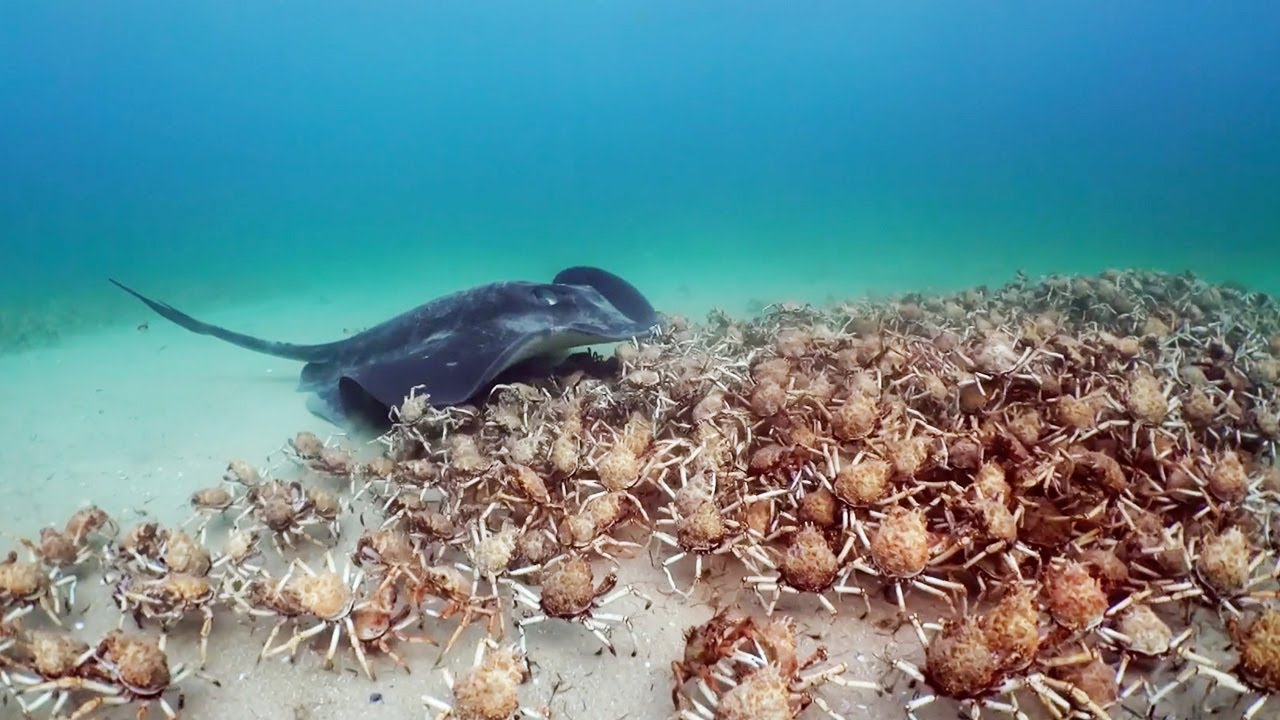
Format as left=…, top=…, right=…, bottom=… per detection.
left=109, top=279, right=341, bottom=363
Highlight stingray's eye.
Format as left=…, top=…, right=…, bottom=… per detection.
left=533, top=287, right=559, bottom=306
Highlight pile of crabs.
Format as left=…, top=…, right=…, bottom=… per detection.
left=4, top=268, right=1280, bottom=720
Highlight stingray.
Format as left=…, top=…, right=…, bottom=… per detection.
left=109, top=266, right=662, bottom=430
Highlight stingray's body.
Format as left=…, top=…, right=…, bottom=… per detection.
left=110, top=266, right=661, bottom=430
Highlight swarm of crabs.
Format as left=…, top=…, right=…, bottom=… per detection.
left=3, top=268, right=1280, bottom=719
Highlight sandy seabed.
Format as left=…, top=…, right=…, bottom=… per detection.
left=2, top=271, right=1279, bottom=720
left=0, top=285, right=902, bottom=720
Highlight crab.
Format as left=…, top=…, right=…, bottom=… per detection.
left=413, top=564, right=503, bottom=659
left=19, top=527, right=95, bottom=605
left=1093, top=602, right=1213, bottom=702
left=507, top=554, right=650, bottom=655
left=483, top=463, right=563, bottom=521
left=110, top=526, right=211, bottom=579
left=1167, top=607, right=1280, bottom=720
left=652, top=469, right=743, bottom=595
left=353, top=527, right=424, bottom=586
left=555, top=489, right=649, bottom=561
left=185, top=485, right=236, bottom=540
left=63, top=505, right=119, bottom=548
left=18, top=629, right=203, bottom=720
left=670, top=609, right=757, bottom=708
left=743, top=525, right=867, bottom=616
left=306, top=485, right=345, bottom=540
left=1, top=550, right=72, bottom=625
left=845, top=506, right=967, bottom=615
left=891, top=608, right=1113, bottom=720
left=209, top=529, right=263, bottom=581
left=112, top=572, right=218, bottom=667
left=1148, top=524, right=1279, bottom=616
left=677, top=616, right=871, bottom=720
left=348, top=578, right=434, bottom=679
left=422, top=638, right=549, bottom=720
left=225, top=568, right=309, bottom=663
left=260, top=552, right=365, bottom=672
left=233, top=478, right=329, bottom=550
left=1, top=629, right=93, bottom=717
left=455, top=510, right=537, bottom=601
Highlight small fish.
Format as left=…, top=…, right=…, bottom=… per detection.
left=137, top=322, right=149, bottom=332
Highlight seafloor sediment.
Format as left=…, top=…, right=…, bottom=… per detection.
left=3, top=268, right=1280, bottom=720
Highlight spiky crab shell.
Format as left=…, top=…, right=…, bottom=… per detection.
left=869, top=507, right=930, bottom=579
left=475, top=528, right=519, bottom=577
left=540, top=556, right=598, bottom=618
left=676, top=500, right=729, bottom=551
left=797, top=488, right=839, bottom=528
left=1233, top=609, right=1280, bottom=693
left=980, top=587, right=1040, bottom=670
left=780, top=526, right=839, bottom=593
left=1196, top=527, right=1252, bottom=595
left=833, top=458, right=890, bottom=507
left=100, top=631, right=171, bottom=697
left=159, top=574, right=215, bottom=605
left=29, top=631, right=90, bottom=678
left=0, top=557, right=47, bottom=598
left=596, top=443, right=641, bottom=491
left=162, top=530, right=211, bottom=576
left=1043, top=560, right=1107, bottom=631
left=292, top=572, right=352, bottom=621
left=716, top=665, right=793, bottom=720
left=925, top=617, right=1000, bottom=700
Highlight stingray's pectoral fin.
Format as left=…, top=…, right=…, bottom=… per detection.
left=339, top=330, right=555, bottom=417
left=553, top=266, right=661, bottom=327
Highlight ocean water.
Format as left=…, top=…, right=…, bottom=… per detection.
left=2, top=1, right=1279, bottom=344
left=5, top=6, right=1280, bottom=719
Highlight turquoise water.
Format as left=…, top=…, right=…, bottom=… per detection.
left=3, top=2, right=1279, bottom=343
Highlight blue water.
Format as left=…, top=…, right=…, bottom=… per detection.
left=3, top=2, right=1279, bottom=345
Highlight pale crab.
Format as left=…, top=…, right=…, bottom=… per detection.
left=422, top=638, right=550, bottom=720
left=1, top=550, right=73, bottom=625
left=844, top=506, right=968, bottom=615
left=18, top=629, right=205, bottom=720
left=260, top=552, right=367, bottom=674
left=1, top=629, right=93, bottom=718
left=506, top=554, right=651, bottom=656
left=19, top=526, right=95, bottom=606
left=652, top=468, right=743, bottom=595
left=743, top=525, right=867, bottom=616
left=112, top=572, right=218, bottom=668
left=233, top=478, right=329, bottom=551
